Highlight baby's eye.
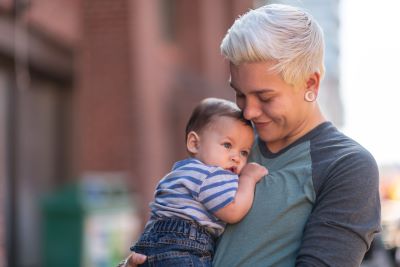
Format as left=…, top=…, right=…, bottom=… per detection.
left=223, top=142, right=232, bottom=149
left=240, top=151, right=249, bottom=157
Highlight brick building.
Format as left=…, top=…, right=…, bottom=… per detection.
left=0, top=0, right=254, bottom=266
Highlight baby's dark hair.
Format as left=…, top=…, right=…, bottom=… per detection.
left=185, top=98, right=252, bottom=141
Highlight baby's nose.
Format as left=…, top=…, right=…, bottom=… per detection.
left=231, top=153, right=240, bottom=162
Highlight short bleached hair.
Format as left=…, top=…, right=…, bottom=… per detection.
left=221, top=4, right=325, bottom=87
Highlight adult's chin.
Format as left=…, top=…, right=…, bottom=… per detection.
left=255, top=123, right=276, bottom=141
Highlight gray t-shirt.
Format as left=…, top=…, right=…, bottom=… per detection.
left=213, top=122, right=381, bottom=267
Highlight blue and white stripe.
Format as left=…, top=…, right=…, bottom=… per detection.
left=148, top=158, right=239, bottom=236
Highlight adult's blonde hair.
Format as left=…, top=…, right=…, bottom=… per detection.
left=221, top=4, right=325, bottom=87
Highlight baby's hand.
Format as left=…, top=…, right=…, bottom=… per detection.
left=240, top=163, right=268, bottom=183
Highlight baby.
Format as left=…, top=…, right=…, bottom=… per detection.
left=129, top=98, right=267, bottom=266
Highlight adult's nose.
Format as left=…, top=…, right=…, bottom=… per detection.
left=242, top=99, right=262, bottom=121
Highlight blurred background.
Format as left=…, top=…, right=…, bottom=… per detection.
left=0, top=0, right=399, bottom=266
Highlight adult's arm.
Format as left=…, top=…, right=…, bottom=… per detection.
left=296, top=149, right=381, bottom=266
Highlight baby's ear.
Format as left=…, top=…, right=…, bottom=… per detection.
left=186, top=131, right=200, bottom=154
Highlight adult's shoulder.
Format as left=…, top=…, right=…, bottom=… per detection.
left=311, top=122, right=375, bottom=162
left=310, top=122, right=379, bottom=191
left=298, top=123, right=381, bottom=267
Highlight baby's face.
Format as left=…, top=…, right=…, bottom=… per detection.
left=194, top=116, right=254, bottom=174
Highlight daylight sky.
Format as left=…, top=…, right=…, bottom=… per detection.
left=340, top=0, right=400, bottom=166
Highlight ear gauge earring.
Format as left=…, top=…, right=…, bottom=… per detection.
left=304, top=91, right=316, bottom=102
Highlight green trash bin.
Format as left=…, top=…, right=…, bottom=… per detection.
left=42, top=176, right=141, bottom=267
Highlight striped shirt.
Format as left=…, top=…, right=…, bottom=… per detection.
left=148, top=158, right=239, bottom=236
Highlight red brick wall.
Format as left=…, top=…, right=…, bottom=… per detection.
left=73, top=0, right=253, bottom=220
left=74, top=0, right=134, bottom=173
left=0, top=0, right=254, bottom=263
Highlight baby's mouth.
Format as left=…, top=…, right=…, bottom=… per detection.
left=227, top=166, right=237, bottom=174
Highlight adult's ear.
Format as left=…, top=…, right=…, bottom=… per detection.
left=305, top=72, right=321, bottom=94
left=186, top=131, right=200, bottom=154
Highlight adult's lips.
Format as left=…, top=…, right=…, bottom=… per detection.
left=254, top=121, right=272, bottom=128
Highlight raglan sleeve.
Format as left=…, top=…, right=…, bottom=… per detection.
left=296, top=149, right=381, bottom=267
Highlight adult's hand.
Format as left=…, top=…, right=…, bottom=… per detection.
left=117, top=252, right=147, bottom=267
